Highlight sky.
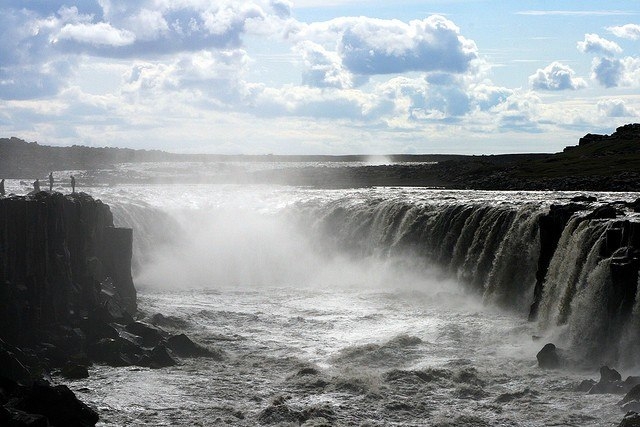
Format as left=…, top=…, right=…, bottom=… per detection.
left=1, top=0, right=639, bottom=155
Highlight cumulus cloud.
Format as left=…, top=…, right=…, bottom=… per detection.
left=0, top=1, right=290, bottom=99
left=607, top=24, right=640, bottom=40
left=591, top=57, right=623, bottom=87
left=122, top=49, right=253, bottom=106
left=529, top=62, right=587, bottom=91
left=295, top=15, right=479, bottom=76
left=295, top=41, right=354, bottom=89
left=492, top=91, right=543, bottom=133
left=577, top=33, right=622, bottom=56
left=125, top=9, right=169, bottom=41
left=363, top=76, right=511, bottom=125
left=591, top=56, right=640, bottom=87
left=597, top=99, right=638, bottom=117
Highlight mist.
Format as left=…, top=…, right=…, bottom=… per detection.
left=132, top=204, right=473, bottom=305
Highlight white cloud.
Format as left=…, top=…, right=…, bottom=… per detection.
left=607, top=23, right=640, bottom=40
left=56, top=22, right=136, bottom=46
left=295, top=41, right=354, bottom=89
left=591, top=56, right=640, bottom=87
left=122, top=49, right=252, bottom=106
left=597, top=99, right=638, bottom=117
left=270, top=0, right=292, bottom=18
left=577, top=33, right=622, bottom=56
left=126, top=9, right=169, bottom=41
left=295, top=15, right=479, bottom=76
left=529, top=62, right=587, bottom=91
left=492, top=90, right=543, bottom=132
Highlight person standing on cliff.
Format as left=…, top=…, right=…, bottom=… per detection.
left=71, top=175, right=76, bottom=193
left=0, top=179, right=4, bottom=196
left=33, top=179, right=40, bottom=192
left=48, top=172, right=54, bottom=191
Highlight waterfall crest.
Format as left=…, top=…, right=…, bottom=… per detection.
left=109, top=193, right=640, bottom=365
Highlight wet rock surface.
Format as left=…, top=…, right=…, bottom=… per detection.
left=536, top=343, right=563, bottom=369
left=619, top=411, right=640, bottom=427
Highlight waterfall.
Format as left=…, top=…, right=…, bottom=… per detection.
left=536, top=217, right=608, bottom=329
left=107, top=191, right=639, bottom=366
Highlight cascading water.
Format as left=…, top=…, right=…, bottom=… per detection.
left=70, top=180, right=640, bottom=426
left=104, top=186, right=638, bottom=365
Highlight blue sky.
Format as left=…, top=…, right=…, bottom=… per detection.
left=1, top=1, right=639, bottom=154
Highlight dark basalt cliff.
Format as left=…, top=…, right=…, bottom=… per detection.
left=0, top=192, right=136, bottom=345
left=529, top=201, right=640, bottom=322
left=0, top=192, right=220, bottom=426
left=0, top=192, right=136, bottom=426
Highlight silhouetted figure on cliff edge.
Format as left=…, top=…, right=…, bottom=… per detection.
left=33, top=179, right=40, bottom=192
left=0, top=179, right=4, bottom=196
left=49, top=172, right=54, bottom=191
left=71, top=175, right=76, bottom=193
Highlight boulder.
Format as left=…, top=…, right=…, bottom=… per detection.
left=60, top=362, right=90, bottom=380
left=625, top=377, right=640, bottom=389
left=124, top=322, right=164, bottom=348
left=619, top=411, right=640, bottom=427
left=87, top=338, right=127, bottom=367
left=166, top=334, right=218, bottom=358
left=602, top=366, right=623, bottom=383
left=11, top=380, right=99, bottom=426
left=36, top=343, right=69, bottom=369
left=576, top=379, right=596, bottom=392
left=587, top=204, right=622, bottom=220
left=623, top=403, right=640, bottom=414
left=139, top=345, right=177, bottom=369
left=620, top=385, right=640, bottom=406
left=536, top=343, right=562, bottom=369
left=81, top=320, right=119, bottom=343
left=590, top=366, right=625, bottom=394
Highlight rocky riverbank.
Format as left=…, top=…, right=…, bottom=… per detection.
left=0, top=192, right=219, bottom=426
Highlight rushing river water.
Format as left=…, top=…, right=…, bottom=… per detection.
left=5, top=166, right=639, bottom=426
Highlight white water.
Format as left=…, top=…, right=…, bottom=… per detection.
left=6, top=170, right=639, bottom=425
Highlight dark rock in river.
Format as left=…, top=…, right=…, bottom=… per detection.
left=166, top=334, right=219, bottom=358
left=619, top=411, right=640, bottom=427
left=620, top=385, right=640, bottom=406
left=139, top=344, right=177, bottom=369
left=590, top=366, right=625, bottom=394
left=257, top=396, right=336, bottom=425
left=536, top=343, right=563, bottom=369
left=60, top=362, right=89, bottom=380
left=124, top=321, right=165, bottom=348
left=571, top=195, right=597, bottom=203
left=602, top=366, right=623, bottom=383
left=576, top=379, right=596, bottom=392
left=87, top=338, right=129, bottom=367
